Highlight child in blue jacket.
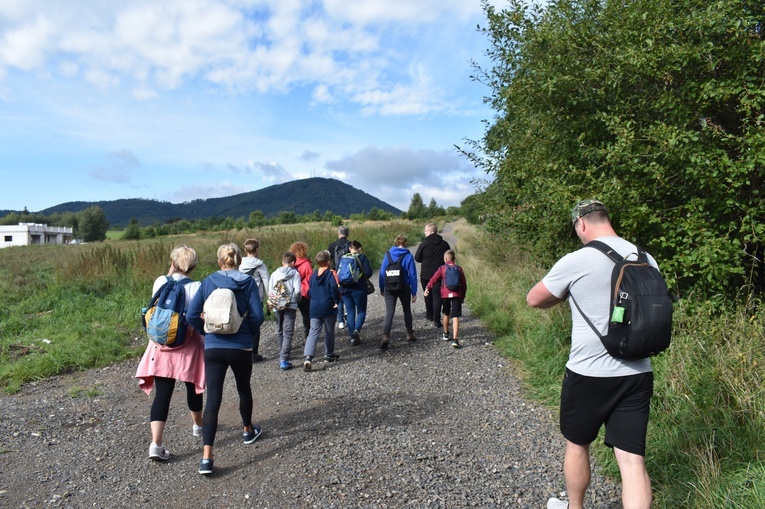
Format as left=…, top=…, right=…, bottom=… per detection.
left=303, top=250, right=341, bottom=372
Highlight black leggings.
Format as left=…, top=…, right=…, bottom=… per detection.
left=297, top=297, right=311, bottom=337
left=150, top=376, right=203, bottom=422
left=202, top=348, right=253, bottom=446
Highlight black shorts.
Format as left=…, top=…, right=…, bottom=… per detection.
left=560, top=368, right=653, bottom=456
left=441, top=297, right=463, bottom=318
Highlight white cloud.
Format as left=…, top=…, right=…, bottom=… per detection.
left=88, top=149, right=140, bottom=183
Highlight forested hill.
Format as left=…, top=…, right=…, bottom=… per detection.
left=36, top=178, right=401, bottom=227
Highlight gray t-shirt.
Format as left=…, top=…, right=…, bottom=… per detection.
left=542, top=236, right=656, bottom=377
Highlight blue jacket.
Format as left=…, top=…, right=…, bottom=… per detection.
left=188, top=269, right=264, bottom=350
left=379, top=246, right=418, bottom=296
left=307, top=268, right=341, bottom=318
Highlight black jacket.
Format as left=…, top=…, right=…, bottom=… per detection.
left=415, top=233, right=450, bottom=280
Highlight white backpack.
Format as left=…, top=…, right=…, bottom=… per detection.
left=203, top=288, right=244, bottom=334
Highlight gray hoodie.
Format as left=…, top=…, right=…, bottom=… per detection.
left=267, top=266, right=302, bottom=310
left=239, top=257, right=269, bottom=302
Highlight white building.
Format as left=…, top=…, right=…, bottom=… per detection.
left=0, top=223, right=74, bottom=249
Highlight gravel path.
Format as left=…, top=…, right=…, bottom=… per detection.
left=0, top=225, right=622, bottom=508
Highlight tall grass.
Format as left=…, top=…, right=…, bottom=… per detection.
left=454, top=220, right=765, bottom=508
left=0, top=220, right=422, bottom=393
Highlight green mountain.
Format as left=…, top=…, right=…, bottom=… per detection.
left=37, top=178, right=401, bottom=227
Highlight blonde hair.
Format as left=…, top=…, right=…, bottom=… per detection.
left=444, top=250, right=455, bottom=262
left=314, top=249, right=331, bottom=266
left=290, top=241, right=308, bottom=259
left=425, top=223, right=437, bottom=235
left=394, top=235, right=408, bottom=247
left=217, top=243, right=242, bottom=269
left=170, top=245, right=198, bottom=274
left=243, top=238, right=260, bottom=254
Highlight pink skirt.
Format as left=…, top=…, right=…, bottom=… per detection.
left=135, top=328, right=205, bottom=395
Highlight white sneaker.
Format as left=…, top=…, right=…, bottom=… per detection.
left=192, top=424, right=203, bottom=437
left=338, top=321, right=345, bottom=329
left=149, top=442, right=170, bottom=461
left=547, top=498, right=569, bottom=509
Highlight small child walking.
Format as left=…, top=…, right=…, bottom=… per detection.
left=267, top=252, right=302, bottom=370
left=303, top=250, right=342, bottom=371
left=424, top=250, right=467, bottom=348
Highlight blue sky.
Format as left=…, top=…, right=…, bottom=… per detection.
left=0, top=0, right=496, bottom=213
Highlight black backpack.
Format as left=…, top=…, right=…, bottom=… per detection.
left=384, top=252, right=405, bottom=293
left=332, top=240, right=350, bottom=270
left=569, top=240, right=673, bottom=360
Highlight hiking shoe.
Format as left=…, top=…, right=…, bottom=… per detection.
left=351, top=330, right=361, bottom=346
left=303, top=357, right=312, bottom=372
left=442, top=332, right=449, bottom=341
left=198, top=458, right=214, bottom=475
left=380, top=335, right=390, bottom=350
left=546, top=498, right=569, bottom=509
left=251, top=353, right=264, bottom=363
left=149, top=442, right=170, bottom=461
left=192, top=424, right=203, bottom=437
left=280, top=360, right=293, bottom=370
left=324, top=354, right=340, bottom=362
left=406, top=331, right=416, bottom=342
left=451, top=339, right=461, bottom=349
left=243, top=424, right=262, bottom=444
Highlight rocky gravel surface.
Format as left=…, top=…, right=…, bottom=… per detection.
left=0, top=228, right=622, bottom=508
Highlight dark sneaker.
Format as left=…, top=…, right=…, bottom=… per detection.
left=243, top=424, right=262, bottom=444
left=406, top=331, right=416, bottom=342
left=324, top=354, right=340, bottom=362
left=451, top=339, right=460, bottom=349
left=380, top=335, right=390, bottom=350
left=280, top=360, right=293, bottom=370
left=198, top=458, right=214, bottom=475
left=434, top=321, right=441, bottom=328
left=303, top=357, right=312, bottom=372
left=351, top=331, right=361, bottom=346
left=149, top=442, right=170, bottom=461
left=442, top=332, right=449, bottom=341
left=252, top=354, right=264, bottom=363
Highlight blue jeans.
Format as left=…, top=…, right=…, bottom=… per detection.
left=304, top=315, right=337, bottom=358
left=341, top=288, right=368, bottom=335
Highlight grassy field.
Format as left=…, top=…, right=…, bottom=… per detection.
left=2, top=218, right=763, bottom=507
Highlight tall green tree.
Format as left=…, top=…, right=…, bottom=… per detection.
left=407, top=193, right=427, bottom=219
left=468, top=0, right=765, bottom=300
left=123, top=218, right=141, bottom=240
left=77, top=206, right=109, bottom=242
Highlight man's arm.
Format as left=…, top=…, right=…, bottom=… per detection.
left=526, top=280, right=565, bottom=309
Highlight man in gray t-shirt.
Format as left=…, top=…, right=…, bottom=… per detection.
left=527, top=200, right=655, bottom=509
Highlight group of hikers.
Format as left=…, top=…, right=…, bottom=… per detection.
left=135, top=222, right=467, bottom=475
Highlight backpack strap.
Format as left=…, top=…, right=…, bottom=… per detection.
left=569, top=241, right=621, bottom=341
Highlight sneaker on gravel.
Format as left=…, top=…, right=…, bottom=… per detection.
left=149, top=442, right=170, bottom=461
left=193, top=424, right=203, bottom=437
left=406, top=331, right=416, bottom=342
left=303, top=357, right=312, bottom=372
left=280, top=360, right=293, bottom=370
left=338, top=321, right=345, bottom=330
left=380, top=335, right=390, bottom=350
left=546, top=498, right=569, bottom=509
left=243, top=424, right=262, bottom=444
left=324, top=354, right=340, bottom=362
left=351, top=330, right=361, bottom=346
left=451, top=339, right=461, bottom=349
left=251, top=353, right=264, bottom=363
left=442, top=332, right=449, bottom=341
left=198, top=458, right=214, bottom=475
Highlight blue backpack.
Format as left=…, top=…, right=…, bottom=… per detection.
left=142, top=276, right=191, bottom=347
left=337, top=253, right=361, bottom=286
left=445, top=264, right=461, bottom=291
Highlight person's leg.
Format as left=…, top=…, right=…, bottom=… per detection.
left=184, top=381, right=203, bottom=431
left=452, top=317, right=460, bottom=339
left=304, top=318, right=322, bottom=358
left=354, top=290, right=368, bottom=332
left=251, top=323, right=261, bottom=359
left=228, top=350, right=254, bottom=430
left=563, top=440, right=591, bottom=509
left=614, top=447, right=652, bottom=509
left=431, top=280, right=443, bottom=327
left=298, top=297, right=311, bottom=338
left=281, top=310, right=296, bottom=361
left=202, top=349, right=228, bottom=458
left=342, top=293, right=356, bottom=337
left=400, top=289, right=413, bottom=333
left=323, top=315, right=337, bottom=356
left=383, top=292, right=398, bottom=336
left=421, top=278, right=433, bottom=320
left=276, top=310, right=285, bottom=355
left=336, top=297, right=345, bottom=327
left=149, top=376, right=175, bottom=448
